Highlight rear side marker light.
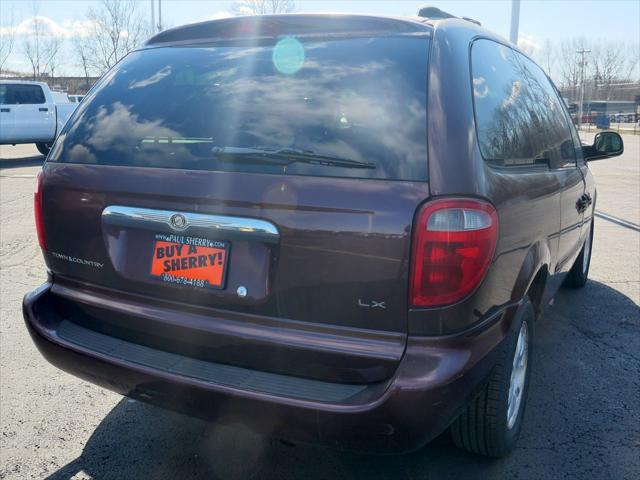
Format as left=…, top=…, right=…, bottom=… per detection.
left=34, top=171, right=46, bottom=251
left=410, top=198, right=498, bottom=307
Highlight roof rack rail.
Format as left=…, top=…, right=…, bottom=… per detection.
left=417, top=5, right=482, bottom=26
left=462, top=16, right=482, bottom=26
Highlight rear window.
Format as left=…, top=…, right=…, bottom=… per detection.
left=0, top=84, right=45, bottom=104
left=51, top=35, right=429, bottom=181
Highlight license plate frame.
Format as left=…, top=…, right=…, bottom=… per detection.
left=149, top=233, right=230, bottom=290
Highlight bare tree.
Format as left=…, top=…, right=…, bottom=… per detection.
left=540, top=37, right=639, bottom=102
left=232, top=0, right=295, bottom=15
left=72, top=35, right=93, bottom=89
left=43, top=33, right=62, bottom=82
left=591, top=41, right=639, bottom=100
left=81, top=0, right=148, bottom=74
left=555, top=37, right=589, bottom=101
left=0, top=7, right=16, bottom=74
left=538, top=39, right=555, bottom=78
left=22, top=4, right=64, bottom=80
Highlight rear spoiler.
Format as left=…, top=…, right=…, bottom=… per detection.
left=417, top=5, right=481, bottom=26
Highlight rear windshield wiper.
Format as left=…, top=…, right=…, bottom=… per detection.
left=142, top=136, right=214, bottom=144
left=211, top=146, right=376, bottom=170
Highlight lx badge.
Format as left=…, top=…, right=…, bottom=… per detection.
left=358, top=299, right=386, bottom=309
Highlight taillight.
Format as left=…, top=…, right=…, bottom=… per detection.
left=34, top=171, right=46, bottom=251
left=410, top=198, right=498, bottom=307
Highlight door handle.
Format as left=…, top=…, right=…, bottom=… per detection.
left=584, top=193, right=593, bottom=206
left=576, top=194, right=591, bottom=213
left=0, top=108, right=10, bottom=112
left=39, top=107, right=48, bottom=112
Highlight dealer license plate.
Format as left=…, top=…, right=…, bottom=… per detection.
left=149, top=233, right=229, bottom=289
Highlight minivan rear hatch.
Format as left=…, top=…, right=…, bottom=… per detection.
left=42, top=18, right=430, bottom=384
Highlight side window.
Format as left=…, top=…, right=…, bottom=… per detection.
left=512, top=52, right=577, bottom=168
left=3, top=84, right=46, bottom=105
left=471, top=39, right=576, bottom=169
left=0, top=85, right=7, bottom=104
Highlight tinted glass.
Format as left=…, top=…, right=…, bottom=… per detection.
left=51, top=36, right=429, bottom=181
left=567, top=113, right=585, bottom=164
left=0, top=84, right=46, bottom=105
left=471, top=39, right=576, bottom=168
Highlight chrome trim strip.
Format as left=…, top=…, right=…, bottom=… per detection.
left=102, top=206, right=279, bottom=243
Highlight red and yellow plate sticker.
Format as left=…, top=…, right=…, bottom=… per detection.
left=150, top=233, right=229, bottom=289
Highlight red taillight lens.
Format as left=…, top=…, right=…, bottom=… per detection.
left=34, top=171, right=46, bottom=251
left=410, top=198, right=498, bottom=307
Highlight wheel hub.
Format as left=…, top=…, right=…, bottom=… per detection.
left=507, top=321, right=529, bottom=429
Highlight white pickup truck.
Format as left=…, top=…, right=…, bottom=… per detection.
left=0, top=80, right=78, bottom=155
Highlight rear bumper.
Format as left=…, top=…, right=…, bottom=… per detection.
left=23, top=282, right=519, bottom=453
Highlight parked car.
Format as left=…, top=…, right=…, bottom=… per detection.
left=68, top=94, right=85, bottom=104
left=50, top=91, right=71, bottom=104
left=23, top=12, right=624, bottom=457
left=0, top=80, right=77, bottom=155
left=581, top=113, right=595, bottom=124
left=608, top=113, right=635, bottom=123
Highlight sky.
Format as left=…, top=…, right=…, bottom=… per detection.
left=1, top=0, right=639, bottom=75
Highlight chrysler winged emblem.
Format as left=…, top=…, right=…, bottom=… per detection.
left=169, top=213, right=188, bottom=231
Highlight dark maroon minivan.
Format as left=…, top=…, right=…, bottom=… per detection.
left=23, top=12, right=624, bottom=456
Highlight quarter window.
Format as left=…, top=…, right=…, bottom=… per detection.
left=471, top=39, right=576, bottom=169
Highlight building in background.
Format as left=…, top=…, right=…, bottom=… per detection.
left=0, top=74, right=99, bottom=95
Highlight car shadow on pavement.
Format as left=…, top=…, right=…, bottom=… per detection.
left=44, top=280, right=639, bottom=480
left=0, top=155, right=45, bottom=169
left=44, top=403, right=492, bottom=480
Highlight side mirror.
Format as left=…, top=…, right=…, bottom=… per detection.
left=583, top=131, right=624, bottom=161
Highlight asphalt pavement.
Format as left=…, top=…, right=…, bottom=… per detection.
left=1, top=137, right=638, bottom=480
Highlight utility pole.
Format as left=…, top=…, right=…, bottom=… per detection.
left=150, top=0, right=155, bottom=34
left=577, top=48, right=591, bottom=131
left=509, top=0, right=521, bottom=44
left=150, top=0, right=162, bottom=33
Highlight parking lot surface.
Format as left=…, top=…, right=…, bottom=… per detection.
left=1, top=137, right=639, bottom=479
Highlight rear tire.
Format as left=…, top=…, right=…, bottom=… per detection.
left=563, top=220, right=593, bottom=288
left=36, top=142, right=51, bottom=156
left=450, top=298, right=534, bottom=457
